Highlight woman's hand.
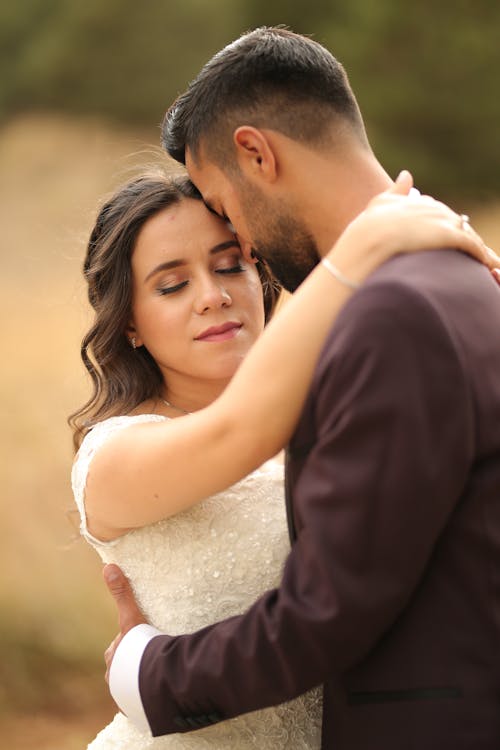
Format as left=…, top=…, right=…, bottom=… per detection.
left=330, top=170, right=500, bottom=286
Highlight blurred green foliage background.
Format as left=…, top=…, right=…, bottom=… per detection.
left=1, top=0, right=499, bottom=201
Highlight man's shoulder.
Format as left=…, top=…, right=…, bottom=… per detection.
left=325, top=251, right=446, bottom=333
left=364, top=246, right=473, bottom=291
left=330, top=248, right=484, bottom=331
left=315, top=249, right=484, bottom=376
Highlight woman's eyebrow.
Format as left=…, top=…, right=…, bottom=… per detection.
left=210, top=240, right=240, bottom=255
left=144, top=241, right=240, bottom=283
left=144, top=258, right=184, bottom=282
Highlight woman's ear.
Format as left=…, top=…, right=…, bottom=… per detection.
left=233, top=126, right=277, bottom=183
left=125, top=322, right=143, bottom=349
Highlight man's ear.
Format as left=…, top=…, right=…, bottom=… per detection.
left=233, top=126, right=277, bottom=183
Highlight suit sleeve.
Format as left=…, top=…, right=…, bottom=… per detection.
left=137, top=281, right=473, bottom=736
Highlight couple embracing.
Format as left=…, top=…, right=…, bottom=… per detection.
left=70, top=27, right=500, bottom=749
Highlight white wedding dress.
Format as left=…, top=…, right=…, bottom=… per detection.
left=72, top=414, right=322, bottom=749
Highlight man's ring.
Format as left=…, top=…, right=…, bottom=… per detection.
left=460, top=214, right=471, bottom=231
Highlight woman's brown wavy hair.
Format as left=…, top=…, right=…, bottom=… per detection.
left=68, top=171, right=280, bottom=450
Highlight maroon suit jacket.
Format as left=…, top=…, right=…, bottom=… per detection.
left=140, top=249, right=500, bottom=748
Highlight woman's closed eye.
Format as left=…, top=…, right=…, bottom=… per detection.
left=157, top=280, right=188, bottom=296
left=156, top=259, right=245, bottom=296
left=216, top=262, right=245, bottom=275
left=213, top=250, right=246, bottom=275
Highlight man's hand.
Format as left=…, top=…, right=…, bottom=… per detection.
left=103, top=563, right=148, bottom=683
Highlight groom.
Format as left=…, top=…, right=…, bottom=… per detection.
left=103, top=28, right=500, bottom=747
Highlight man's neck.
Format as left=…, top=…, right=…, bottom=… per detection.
left=288, top=142, right=393, bottom=257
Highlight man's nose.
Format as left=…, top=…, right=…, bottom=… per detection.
left=238, top=237, right=257, bottom=264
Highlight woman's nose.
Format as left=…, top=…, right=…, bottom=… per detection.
left=194, top=276, right=232, bottom=314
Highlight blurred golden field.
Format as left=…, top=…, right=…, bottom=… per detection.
left=1, top=114, right=499, bottom=750
left=0, top=113, right=170, bottom=749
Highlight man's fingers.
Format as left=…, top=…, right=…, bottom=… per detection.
left=102, top=564, right=148, bottom=682
left=104, top=634, right=121, bottom=684
left=103, top=563, right=145, bottom=632
left=103, top=563, right=132, bottom=599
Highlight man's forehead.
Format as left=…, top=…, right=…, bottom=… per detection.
left=185, top=147, right=223, bottom=201
left=185, top=145, right=211, bottom=176
left=186, top=147, right=207, bottom=182
left=184, top=147, right=196, bottom=177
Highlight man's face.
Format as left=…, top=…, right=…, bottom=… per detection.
left=186, top=148, right=320, bottom=292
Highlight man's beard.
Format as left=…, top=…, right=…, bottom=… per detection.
left=242, top=192, right=321, bottom=292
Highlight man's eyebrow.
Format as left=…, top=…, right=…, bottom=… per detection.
left=144, top=241, right=240, bottom=283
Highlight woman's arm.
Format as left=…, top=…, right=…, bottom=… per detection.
left=84, top=173, right=498, bottom=539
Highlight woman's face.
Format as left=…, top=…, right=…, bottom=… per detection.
left=129, top=198, right=265, bottom=390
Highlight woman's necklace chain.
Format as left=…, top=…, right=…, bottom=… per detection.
left=161, top=398, right=191, bottom=415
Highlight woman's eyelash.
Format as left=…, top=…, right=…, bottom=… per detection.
left=157, top=281, right=188, bottom=295
left=217, top=264, right=245, bottom=275
left=156, top=264, right=245, bottom=295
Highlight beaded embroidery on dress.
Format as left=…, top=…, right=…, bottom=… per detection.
left=71, top=415, right=322, bottom=749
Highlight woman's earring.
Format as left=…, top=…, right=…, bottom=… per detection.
left=131, top=336, right=137, bottom=349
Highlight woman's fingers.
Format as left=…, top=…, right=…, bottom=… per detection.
left=448, top=213, right=499, bottom=270
left=390, top=198, right=499, bottom=270
left=388, top=170, right=414, bottom=196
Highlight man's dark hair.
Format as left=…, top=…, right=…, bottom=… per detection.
left=162, top=26, right=367, bottom=169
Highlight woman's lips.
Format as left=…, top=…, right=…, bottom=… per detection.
left=195, top=322, right=242, bottom=342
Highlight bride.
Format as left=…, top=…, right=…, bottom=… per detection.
left=70, top=169, right=492, bottom=748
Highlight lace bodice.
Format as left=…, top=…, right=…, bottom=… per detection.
left=72, top=415, right=322, bottom=749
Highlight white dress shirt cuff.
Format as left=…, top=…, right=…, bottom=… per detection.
left=109, top=623, right=162, bottom=734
